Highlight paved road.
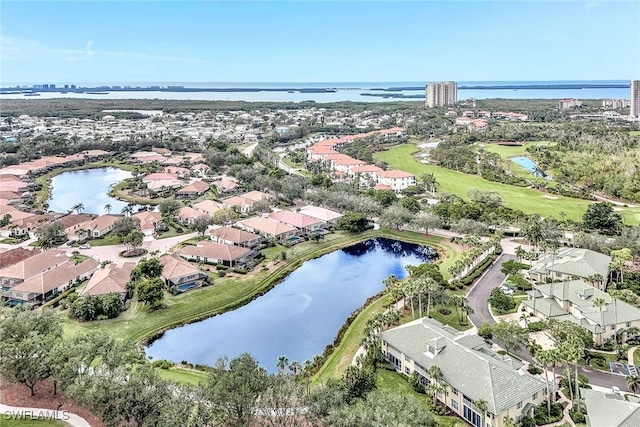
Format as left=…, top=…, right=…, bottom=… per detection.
left=467, top=253, right=515, bottom=328
left=0, top=403, right=90, bottom=427
left=64, top=232, right=199, bottom=264
left=465, top=253, right=627, bottom=390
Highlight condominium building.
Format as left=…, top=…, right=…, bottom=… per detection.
left=425, top=81, right=457, bottom=107
left=631, top=80, right=640, bottom=118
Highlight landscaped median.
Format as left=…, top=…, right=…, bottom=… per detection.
left=62, top=229, right=459, bottom=353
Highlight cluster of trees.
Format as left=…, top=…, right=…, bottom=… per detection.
left=0, top=307, right=437, bottom=427
left=67, top=292, right=124, bottom=321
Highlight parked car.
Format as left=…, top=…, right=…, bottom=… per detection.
left=500, top=285, right=515, bottom=295
left=78, top=243, right=91, bottom=249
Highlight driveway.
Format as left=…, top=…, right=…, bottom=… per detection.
left=467, top=253, right=515, bottom=328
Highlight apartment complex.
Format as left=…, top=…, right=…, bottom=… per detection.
left=380, top=318, right=547, bottom=427
left=425, top=81, right=457, bottom=107
left=631, top=80, right=640, bottom=118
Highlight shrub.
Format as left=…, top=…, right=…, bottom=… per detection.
left=488, top=288, right=516, bottom=313
left=152, top=359, right=174, bottom=370
left=217, top=271, right=226, bottom=277
left=527, top=321, right=546, bottom=332
left=527, top=365, right=543, bottom=375
left=439, top=308, right=451, bottom=315
left=478, top=322, right=493, bottom=339
left=569, top=409, right=586, bottom=424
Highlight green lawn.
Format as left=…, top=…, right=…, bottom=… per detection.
left=375, top=144, right=640, bottom=224
left=634, top=347, right=640, bottom=365
left=579, top=351, right=619, bottom=371
left=156, top=366, right=209, bottom=385
left=313, top=296, right=388, bottom=384
left=2, top=419, right=66, bottom=426
left=479, top=141, right=555, bottom=159
left=428, top=304, right=472, bottom=331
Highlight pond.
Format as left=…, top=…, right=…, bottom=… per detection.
left=48, top=167, right=133, bottom=214
left=510, top=156, right=553, bottom=180
left=145, top=237, right=437, bottom=372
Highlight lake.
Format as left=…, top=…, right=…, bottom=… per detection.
left=48, top=167, right=132, bottom=214
left=511, top=156, right=553, bottom=180
left=145, top=237, right=437, bottom=372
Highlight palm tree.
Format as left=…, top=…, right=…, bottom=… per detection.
left=276, top=355, right=289, bottom=374
left=514, top=245, right=526, bottom=263
left=592, top=297, right=607, bottom=345
left=73, top=202, right=84, bottom=214
left=121, top=204, right=133, bottom=217
left=403, top=279, right=417, bottom=319
left=627, top=375, right=640, bottom=396
left=475, top=399, right=488, bottom=427
left=289, top=360, right=301, bottom=377
left=104, top=203, right=112, bottom=214
left=535, top=350, right=552, bottom=416
left=382, top=274, right=399, bottom=289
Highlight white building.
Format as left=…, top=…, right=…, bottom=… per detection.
left=425, top=81, right=457, bottom=108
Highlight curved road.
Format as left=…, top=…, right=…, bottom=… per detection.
left=466, top=253, right=626, bottom=390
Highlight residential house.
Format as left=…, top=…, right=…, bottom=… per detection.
left=4, top=258, right=99, bottom=305
left=347, top=164, right=384, bottom=188
left=523, top=280, right=640, bottom=345
left=468, top=119, right=489, bottom=132
left=74, top=214, right=119, bottom=239
left=222, top=191, right=272, bottom=214
left=177, top=241, right=259, bottom=268
left=164, top=166, right=191, bottom=177
left=192, top=163, right=210, bottom=177
left=528, top=248, right=611, bottom=290
left=380, top=318, right=548, bottom=427
left=193, top=200, right=224, bottom=216
left=133, top=211, right=162, bottom=235
left=176, top=180, right=209, bottom=198
left=80, top=262, right=135, bottom=300
left=158, top=254, right=208, bottom=292
left=177, top=206, right=206, bottom=226
left=54, top=214, right=94, bottom=238
left=0, top=249, right=69, bottom=288
left=0, top=248, right=39, bottom=271
left=209, top=226, right=265, bottom=249
left=7, top=214, right=53, bottom=236
left=581, top=388, right=640, bottom=427
left=268, top=210, right=326, bottom=233
left=298, top=205, right=343, bottom=226
left=376, top=170, right=417, bottom=193
left=238, top=217, right=300, bottom=242
left=212, top=177, right=239, bottom=194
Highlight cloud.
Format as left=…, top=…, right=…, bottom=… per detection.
left=0, top=35, right=213, bottom=64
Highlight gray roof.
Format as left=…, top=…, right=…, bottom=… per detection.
left=380, top=318, right=546, bottom=415
left=530, top=248, right=611, bottom=279
left=531, top=280, right=640, bottom=327
left=582, top=388, right=640, bottom=427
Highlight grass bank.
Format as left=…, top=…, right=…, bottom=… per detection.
left=155, top=366, right=209, bottom=385
left=3, top=420, right=66, bottom=427
left=375, top=144, right=640, bottom=224
left=63, top=229, right=455, bottom=345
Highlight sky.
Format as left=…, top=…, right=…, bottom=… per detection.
left=1, top=1, right=639, bottom=84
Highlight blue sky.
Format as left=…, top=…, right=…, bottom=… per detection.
left=1, top=1, right=639, bottom=83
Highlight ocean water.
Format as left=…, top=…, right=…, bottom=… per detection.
left=1, top=80, right=631, bottom=102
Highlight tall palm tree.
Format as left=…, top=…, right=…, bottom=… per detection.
left=104, top=203, right=112, bottom=214
left=592, top=297, right=607, bottom=345
left=514, top=245, right=526, bottom=263
left=289, top=360, right=301, bottom=377
left=475, top=399, right=488, bottom=427
left=382, top=274, right=399, bottom=289
left=627, top=375, right=640, bottom=396
left=73, top=202, right=84, bottom=214
left=121, top=204, right=133, bottom=217
left=535, top=350, right=552, bottom=416
left=276, top=355, right=289, bottom=374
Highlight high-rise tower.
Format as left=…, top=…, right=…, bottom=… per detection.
left=425, top=81, right=457, bottom=108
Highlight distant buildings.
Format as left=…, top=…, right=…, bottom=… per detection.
left=425, top=81, right=457, bottom=108
left=559, top=99, right=583, bottom=109
left=631, top=80, right=640, bottom=118
left=602, top=99, right=630, bottom=109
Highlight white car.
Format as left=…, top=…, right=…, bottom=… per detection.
left=500, top=286, right=515, bottom=295
left=78, top=244, right=91, bottom=249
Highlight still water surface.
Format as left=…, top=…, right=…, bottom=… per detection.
left=146, top=237, right=437, bottom=372
left=48, top=167, right=132, bottom=214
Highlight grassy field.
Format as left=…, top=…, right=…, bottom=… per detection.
left=375, top=144, right=640, bottom=224
left=2, top=419, right=66, bottom=426
left=156, top=366, right=209, bottom=385
left=63, top=229, right=455, bottom=343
